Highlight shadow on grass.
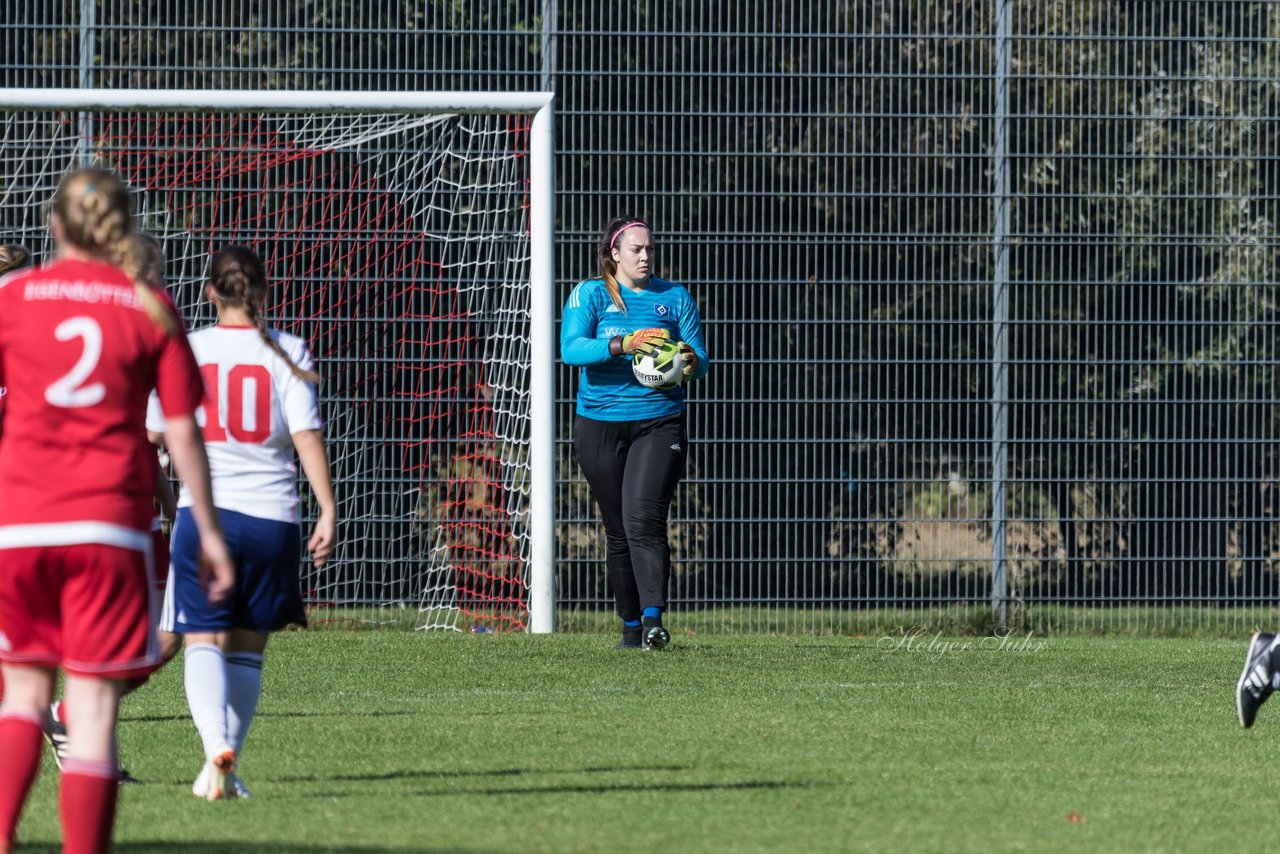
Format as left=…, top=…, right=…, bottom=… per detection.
left=24, top=845, right=478, bottom=853
left=122, top=710, right=416, bottom=723
left=263, top=764, right=820, bottom=799
left=142, top=764, right=697, bottom=789
left=273, top=763, right=694, bottom=784
left=305, top=779, right=823, bottom=799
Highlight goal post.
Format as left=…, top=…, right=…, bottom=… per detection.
left=0, top=88, right=557, bottom=633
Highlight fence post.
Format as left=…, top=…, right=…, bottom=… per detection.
left=75, top=0, right=95, bottom=166
left=990, top=0, right=1012, bottom=630
left=541, top=0, right=557, bottom=94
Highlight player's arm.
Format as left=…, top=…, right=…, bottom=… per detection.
left=282, top=338, right=336, bottom=567
left=676, top=294, right=710, bottom=381
left=560, top=284, right=614, bottom=366
left=293, top=429, right=336, bottom=568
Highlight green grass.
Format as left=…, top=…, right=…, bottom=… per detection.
left=324, top=603, right=1280, bottom=639
left=558, top=604, right=1280, bottom=638
left=12, top=631, right=1278, bottom=852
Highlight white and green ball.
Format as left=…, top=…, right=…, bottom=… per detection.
left=631, top=340, right=687, bottom=390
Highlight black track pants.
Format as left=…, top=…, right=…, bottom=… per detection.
left=573, top=412, right=687, bottom=620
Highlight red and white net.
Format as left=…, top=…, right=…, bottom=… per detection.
left=0, top=109, right=537, bottom=631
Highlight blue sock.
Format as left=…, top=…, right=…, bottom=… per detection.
left=643, top=607, right=662, bottom=620
left=622, top=619, right=641, bottom=628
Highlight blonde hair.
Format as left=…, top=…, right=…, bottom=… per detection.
left=596, top=216, right=651, bottom=312
left=209, top=245, right=319, bottom=383
left=0, top=244, right=32, bottom=276
left=52, top=168, right=177, bottom=336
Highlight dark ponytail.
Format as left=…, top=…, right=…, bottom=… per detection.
left=208, top=245, right=318, bottom=383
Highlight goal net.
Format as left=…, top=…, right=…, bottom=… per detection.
left=0, top=90, right=555, bottom=633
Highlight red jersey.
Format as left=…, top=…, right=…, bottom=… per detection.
left=0, top=259, right=203, bottom=539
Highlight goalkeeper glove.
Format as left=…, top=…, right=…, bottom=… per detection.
left=621, top=327, right=670, bottom=355
left=676, top=341, right=698, bottom=379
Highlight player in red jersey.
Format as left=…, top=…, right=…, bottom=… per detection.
left=0, top=243, right=33, bottom=709
left=41, top=234, right=186, bottom=784
left=0, top=244, right=32, bottom=429
left=129, top=233, right=186, bottom=659
left=0, top=169, right=235, bottom=854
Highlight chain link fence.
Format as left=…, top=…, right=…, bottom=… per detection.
left=4, top=1, right=1279, bottom=635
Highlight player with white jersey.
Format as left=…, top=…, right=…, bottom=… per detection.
left=147, top=244, right=336, bottom=802
left=0, top=169, right=233, bottom=854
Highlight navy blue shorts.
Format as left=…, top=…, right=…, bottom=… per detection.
left=160, top=507, right=307, bottom=633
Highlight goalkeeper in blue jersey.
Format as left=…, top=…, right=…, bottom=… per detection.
left=560, top=217, right=710, bottom=650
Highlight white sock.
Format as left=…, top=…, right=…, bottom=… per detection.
left=184, top=643, right=229, bottom=759
left=226, top=653, right=264, bottom=755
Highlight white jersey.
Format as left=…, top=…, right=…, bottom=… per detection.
left=147, top=324, right=322, bottom=523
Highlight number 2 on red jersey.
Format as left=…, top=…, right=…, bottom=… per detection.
left=45, top=316, right=107, bottom=408
left=200, top=362, right=271, bottom=444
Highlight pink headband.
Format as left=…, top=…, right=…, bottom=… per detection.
left=609, top=220, right=651, bottom=249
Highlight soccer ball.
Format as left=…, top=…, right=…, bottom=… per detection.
left=632, top=340, right=688, bottom=390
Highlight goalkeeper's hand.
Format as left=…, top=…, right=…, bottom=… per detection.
left=621, top=327, right=670, bottom=355
left=677, top=341, right=698, bottom=379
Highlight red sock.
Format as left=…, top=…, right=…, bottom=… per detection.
left=0, top=714, right=43, bottom=848
left=55, top=698, right=68, bottom=724
left=59, top=761, right=119, bottom=854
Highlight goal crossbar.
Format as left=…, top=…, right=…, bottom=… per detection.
left=0, top=88, right=554, bottom=115
left=0, top=87, right=557, bottom=633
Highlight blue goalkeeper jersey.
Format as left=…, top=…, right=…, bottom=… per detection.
left=560, top=276, right=710, bottom=422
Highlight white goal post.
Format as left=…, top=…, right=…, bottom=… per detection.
left=0, top=88, right=557, bottom=633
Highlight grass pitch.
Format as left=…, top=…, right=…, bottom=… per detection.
left=12, top=630, right=1277, bottom=852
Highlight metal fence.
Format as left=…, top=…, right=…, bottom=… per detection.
left=4, top=1, right=1280, bottom=635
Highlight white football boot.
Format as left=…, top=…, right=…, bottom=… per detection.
left=193, top=742, right=237, bottom=801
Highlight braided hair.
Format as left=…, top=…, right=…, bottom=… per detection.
left=208, top=246, right=318, bottom=383
left=51, top=168, right=177, bottom=336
